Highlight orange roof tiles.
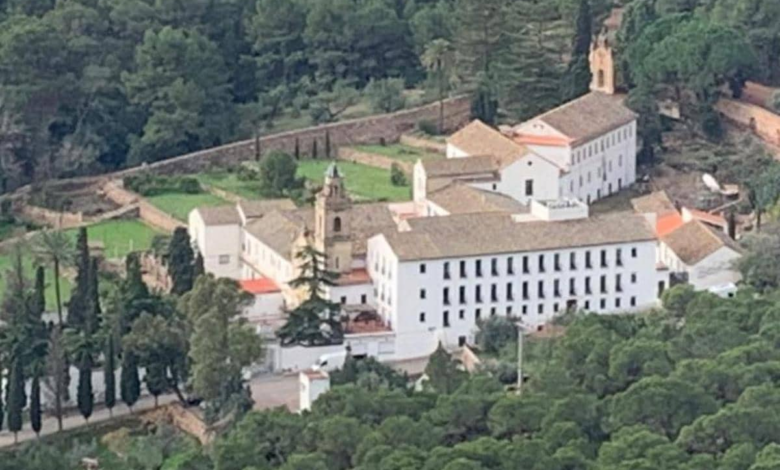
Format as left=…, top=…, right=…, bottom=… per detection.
left=685, top=208, right=727, bottom=228
left=337, top=268, right=371, bottom=286
left=513, top=134, right=573, bottom=147
left=240, top=278, right=281, bottom=295
left=656, top=213, right=685, bottom=237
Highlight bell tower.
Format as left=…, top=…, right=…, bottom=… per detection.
left=589, top=32, right=616, bottom=95
left=314, top=162, right=353, bottom=274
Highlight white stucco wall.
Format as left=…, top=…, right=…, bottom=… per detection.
left=188, top=210, right=242, bottom=279
left=470, top=155, right=560, bottom=204
left=688, top=247, right=742, bottom=291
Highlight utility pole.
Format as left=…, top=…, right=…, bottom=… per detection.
left=516, top=323, right=524, bottom=396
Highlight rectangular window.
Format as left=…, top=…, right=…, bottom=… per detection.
left=459, top=286, right=467, bottom=304
left=475, top=259, right=483, bottom=277
left=460, top=260, right=467, bottom=278
left=616, top=274, right=623, bottom=293
left=600, top=250, right=608, bottom=268
left=419, top=263, right=426, bottom=274
left=443, top=287, right=450, bottom=305
left=585, top=251, right=592, bottom=269
left=616, top=249, right=623, bottom=267
left=570, top=252, right=577, bottom=270
left=522, top=305, right=528, bottom=315
left=490, top=307, right=497, bottom=317
left=554, top=279, right=561, bottom=298
left=507, top=257, right=515, bottom=275
left=444, top=262, right=451, bottom=280
left=525, top=179, right=534, bottom=196
left=340, top=296, right=347, bottom=305
left=585, top=277, right=592, bottom=295
left=523, top=256, right=530, bottom=274
left=616, top=298, right=622, bottom=308
left=600, top=275, right=608, bottom=294
left=443, top=311, right=450, bottom=328
left=584, top=300, right=590, bottom=310
left=419, top=312, right=426, bottom=323
left=538, top=280, right=545, bottom=299
left=554, top=254, right=561, bottom=271
left=569, top=278, right=576, bottom=296
left=491, top=258, right=499, bottom=276
left=420, top=289, right=426, bottom=299
left=600, top=299, right=606, bottom=310
left=475, top=285, right=483, bottom=303
left=491, top=284, right=498, bottom=303
left=522, top=281, right=529, bottom=300
left=361, top=294, right=367, bottom=304
left=507, top=306, right=513, bottom=316
left=630, top=296, right=637, bottom=307
left=538, top=304, right=544, bottom=314
left=538, top=255, right=545, bottom=273
left=631, top=247, right=638, bottom=258
left=631, top=273, right=637, bottom=284
left=554, top=303, right=559, bottom=313
left=475, top=308, right=482, bottom=321
left=459, top=309, right=465, bottom=320
left=507, top=282, right=514, bottom=301
left=219, top=254, right=230, bottom=265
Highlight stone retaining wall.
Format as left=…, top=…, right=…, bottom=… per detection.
left=717, top=98, right=780, bottom=146
left=103, top=181, right=184, bottom=233
left=399, top=134, right=447, bottom=154
left=18, top=205, right=84, bottom=229
left=337, top=147, right=414, bottom=174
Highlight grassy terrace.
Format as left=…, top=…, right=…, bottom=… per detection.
left=352, top=143, right=444, bottom=163
left=0, top=220, right=162, bottom=308
left=296, top=160, right=411, bottom=202
left=146, top=192, right=228, bottom=221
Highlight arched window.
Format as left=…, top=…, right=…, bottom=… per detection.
left=597, top=70, right=605, bottom=88
left=333, top=216, right=342, bottom=233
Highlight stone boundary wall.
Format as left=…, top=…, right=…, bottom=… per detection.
left=17, top=205, right=84, bottom=229
left=399, top=134, right=447, bottom=154
left=145, top=403, right=214, bottom=446
left=717, top=98, right=780, bottom=146
left=337, top=147, right=414, bottom=174
left=103, top=181, right=184, bottom=233
left=108, top=95, right=470, bottom=178
left=741, top=81, right=775, bottom=108
left=204, top=184, right=243, bottom=203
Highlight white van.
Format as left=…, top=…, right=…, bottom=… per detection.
left=312, top=351, right=348, bottom=372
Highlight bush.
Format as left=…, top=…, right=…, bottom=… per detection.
left=417, top=120, right=439, bottom=136
left=365, top=78, right=407, bottom=113
left=124, top=174, right=203, bottom=196
left=236, top=163, right=260, bottom=182
left=178, top=177, right=202, bottom=194
left=390, top=164, right=408, bottom=187
left=475, top=316, right=517, bottom=356
left=260, top=151, right=302, bottom=197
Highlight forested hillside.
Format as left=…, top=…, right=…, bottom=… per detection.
left=0, top=0, right=608, bottom=190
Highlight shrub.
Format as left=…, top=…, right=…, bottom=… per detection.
left=178, top=177, right=202, bottom=194
left=417, top=120, right=439, bottom=136
left=475, top=316, right=518, bottom=355
left=365, top=78, right=406, bottom=113
left=236, top=163, right=260, bottom=182
left=124, top=174, right=203, bottom=196
left=390, top=164, right=408, bottom=187
left=260, top=151, right=302, bottom=197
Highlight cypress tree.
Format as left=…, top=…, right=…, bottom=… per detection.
left=325, top=131, right=331, bottom=158
left=86, top=257, right=101, bottom=335
left=68, top=227, right=91, bottom=331
left=312, top=139, right=318, bottom=159
left=146, top=363, right=167, bottom=408
left=32, top=266, right=45, bottom=322
left=46, top=327, right=67, bottom=432
left=561, top=0, right=593, bottom=101
left=0, top=365, right=4, bottom=432
left=7, top=354, right=25, bottom=441
left=121, top=352, right=141, bottom=411
left=193, top=252, right=205, bottom=280
left=168, top=227, right=195, bottom=295
left=104, top=333, right=116, bottom=416
left=294, top=137, right=300, bottom=160
left=30, top=370, right=42, bottom=437
left=77, top=355, right=93, bottom=422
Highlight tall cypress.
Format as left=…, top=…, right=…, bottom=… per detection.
left=77, top=352, right=93, bottom=422
left=32, top=266, right=45, bottom=322
left=68, top=227, right=91, bottom=331
left=561, top=0, right=593, bottom=101
left=325, top=131, right=331, bottom=159
left=168, top=227, right=195, bottom=295
left=7, top=354, right=25, bottom=440
left=193, top=252, right=205, bottom=280
left=146, top=363, right=167, bottom=408
left=121, top=352, right=141, bottom=411
left=104, top=333, right=117, bottom=416
left=46, top=327, right=67, bottom=432
left=0, top=364, right=5, bottom=432
left=87, top=257, right=101, bottom=335
left=30, top=371, right=42, bottom=437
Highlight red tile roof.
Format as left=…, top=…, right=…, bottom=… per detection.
left=513, top=134, right=573, bottom=147
left=240, top=278, right=281, bottom=295
left=337, top=268, right=371, bottom=286
left=684, top=208, right=727, bottom=228
left=657, top=213, right=685, bottom=237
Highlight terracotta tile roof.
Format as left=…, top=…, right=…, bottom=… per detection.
left=427, top=182, right=528, bottom=215
left=383, top=211, right=656, bottom=261
left=336, top=268, right=371, bottom=286
left=657, top=213, right=685, bottom=237
left=684, top=208, right=727, bottom=228
left=245, top=204, right=396, bottom=262
left=240, top=277, right=281, bottom=295
left=631, top=191, right=678, bottom=216
left=513, top=134, right=573, bottom=147
left=661, top=220, right=741, bottom=266
left=238, top=199, right=296, bottom=219
left=447, top=120, right=529, bottom=166
left=422, top=155, right=501, bottom=179
left=534, top=92, right=637, bottom=145
left=195, top=205, right=241, bottom=226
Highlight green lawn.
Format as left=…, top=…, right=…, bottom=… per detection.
left=297, top=161, right=411, bottom=202
left=198, top=172, right=264, bottom=200
left=0, top=254, right=72, bottom=312
left=69, top=220, right=164, bottom=260
left=353, top=144, right=444, bottom=163
left=146, top=192, right=228, bottom=221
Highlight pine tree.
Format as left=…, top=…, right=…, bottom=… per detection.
left=121, top=351, right=141, bottom=411
left=168, top=227, right=195, bottom=295
left=104, top=333, right=116, bottom=416
left=454, top=0, right=512, bottom=86
left=424, top=343, right=466, bottom=394
left=30, top=370, right=42, bottom=437
left=561, top=0, right=593, bottom=101
left=7, top=354, right=25, bottom=441
left=68, top=227, right=91, bottom=331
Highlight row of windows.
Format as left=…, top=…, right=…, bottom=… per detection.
left=419, top=248, right=639, bottom=280
left=573, top=125, right=633, bottom=165
left=426, top=273, right=637, bottom=305
left=423, top=295, right=639, bottom=327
